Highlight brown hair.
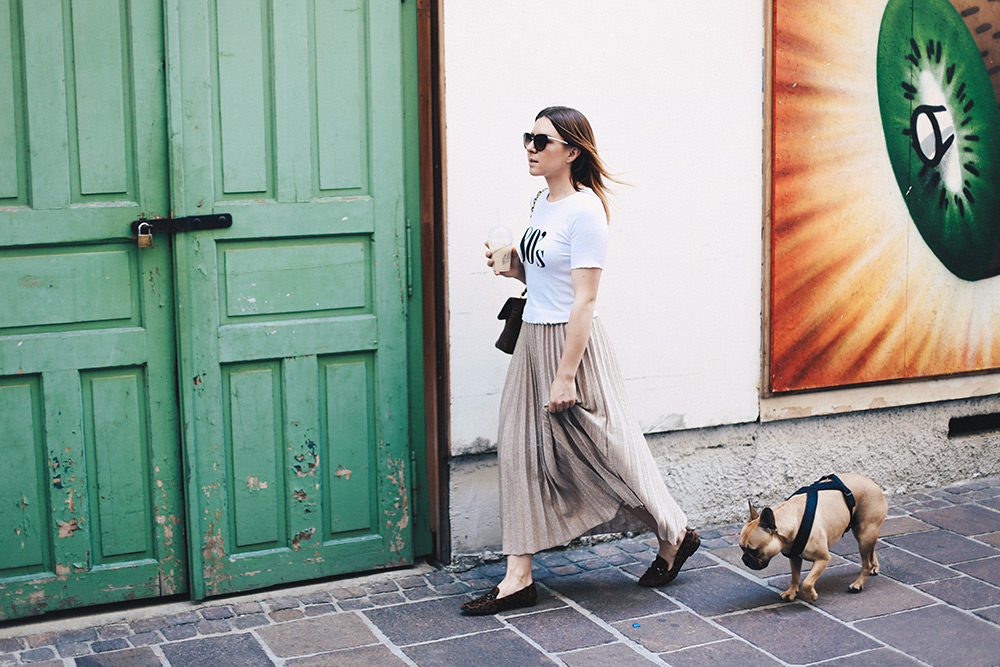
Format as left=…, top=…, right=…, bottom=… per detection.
left=536, top=106, right=621, bottom=220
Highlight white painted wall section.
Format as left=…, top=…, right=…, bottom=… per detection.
left=444, top=1, right=767, bottom=454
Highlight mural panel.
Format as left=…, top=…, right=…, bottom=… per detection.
left=770, top=0, right=1000, bottom=393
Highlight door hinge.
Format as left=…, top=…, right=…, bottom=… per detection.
left=130, top=213, right=233, bottom=235
left=410, top=450, right=418, bottom=496
left=405, top=218, right=413, bottom=297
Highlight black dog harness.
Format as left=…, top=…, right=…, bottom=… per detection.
left=783, top=474, right=856, bottom=559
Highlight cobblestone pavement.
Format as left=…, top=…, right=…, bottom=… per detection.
left=3, top=476, right=1000, bottom=666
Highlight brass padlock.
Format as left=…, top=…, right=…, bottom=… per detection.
left=137, top=222, right=152, bottom=248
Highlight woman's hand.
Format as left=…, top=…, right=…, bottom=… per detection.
left=547, top=373, right=577, bottom=413
left=485, top=241, right=525, bottom=282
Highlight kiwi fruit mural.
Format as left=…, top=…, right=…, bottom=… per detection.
left=770, top=0, right=1000, bottom=393
left=877, top=0, right=1000, bottom=281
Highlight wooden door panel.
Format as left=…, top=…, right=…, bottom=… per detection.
left=0, top=0, right=183, bottom=620
left=173, top=0, right=414, bottom=598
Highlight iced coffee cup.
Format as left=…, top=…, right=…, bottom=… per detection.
left=488, top=225, right=513, bottom=273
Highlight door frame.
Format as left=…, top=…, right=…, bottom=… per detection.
left=415, top=0, right=450, bottom=565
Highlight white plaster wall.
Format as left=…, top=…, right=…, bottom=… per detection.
left=443, top=1, right=766, bottom=455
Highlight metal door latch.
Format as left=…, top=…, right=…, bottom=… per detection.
left=131, top=214, right=233, bottom=240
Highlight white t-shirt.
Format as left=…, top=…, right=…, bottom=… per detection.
left=519, top=189, right=608, bottom=324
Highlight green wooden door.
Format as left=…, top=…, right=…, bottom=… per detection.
left=0, top=0, right=185, bottom=619
left=167, top=0, right=417, bottom=598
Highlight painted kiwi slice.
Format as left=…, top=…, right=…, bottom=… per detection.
left=947, top=0, right=1000, bottom=111
left=878, top=0, right=1000, bottom=281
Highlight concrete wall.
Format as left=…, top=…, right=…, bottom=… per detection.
left=451, top=395, right=1000, bottom=556
left=440, top=0, right=1000, bottom=557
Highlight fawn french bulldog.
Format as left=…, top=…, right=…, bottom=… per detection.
left=739, top=473, right=887, bottom=602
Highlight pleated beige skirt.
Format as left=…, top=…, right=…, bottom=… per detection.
left=498, top=318, right=688, bottom=555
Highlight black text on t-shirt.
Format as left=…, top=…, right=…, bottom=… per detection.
left=520, top=227, right=546, bottom=268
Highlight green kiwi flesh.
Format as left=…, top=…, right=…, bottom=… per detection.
left=878, top=0, right=1000, bottom=281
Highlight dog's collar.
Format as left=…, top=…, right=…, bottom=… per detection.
left=782, top=474, right=856, bottom=560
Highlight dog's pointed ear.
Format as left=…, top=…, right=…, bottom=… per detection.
left=760, top=507, right=777, bottom=533
left=748, top=500, right=759, bottom=521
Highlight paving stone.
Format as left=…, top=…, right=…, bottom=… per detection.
left=54, top=641, right=90, bottom=657
left=91, top=639, right=130, bottom=653
left=304, top=603, right=337, bottom=616
left=717, top=602, right=878, bottom=664
left=161, top=633, right=273, bottom=667
left=913, top=504, right=1000, bottom=536
left=0, top=637, right=24, bottom=653
left=857, top=604, right=1000, bottom=667
left=954, top=556, right=1000, bottom=586
left=618, top=539, right=654, bottom=553
left=506, top=607, right=614, bottom=653
left=75, top=647, right=162, bottom=667
left=99, top=625, right=131, bottom=640
left=232, top=602, right=264, bottom=615
left=603, top=552, right=638, bottom=566
left=425, top=571, right=455, bottom=586
left=230, top=613, right=269, bottom=629
left=577, top=558, right=608, bottom=571
left=559, top=641, right=658, bottom=666
left=660, top=638, right=783, bottom=666
left=18, top=648, right=55, bottom=663
left=859, top=543, right=957, bottom=585
left=886, top=529, right=998, bottom=564
left=128, top=631, right=163, bottom=647
left=196, top=619, right=232, bottom=634
left=979, top=532, right=1000, bottom=548
left=268, top=596, right=301, bottom=611
left=201, top=605, right=235, bottom=620
left=269, top=608, right=305, bottom=622
left=163, top=611, right=201, bottom=626
left=331, top=586, right=366, bottom=600
left=364, top=596, right=503, bottom=646
left=256, top=612, right=377, bottom=657
left=879, top=516, right=936, bottom=536
left=549, top=564, right=584, bottom=576
left=983, top=496, right=1000, bottom=512
left=130, top=617, right=168, bottom=635
left=613, top=610, right=728, bottom=653
left=918, top=575, right=1000, bottom=610
left=537, top=555, right=574, bottom=571
left=773, top=565, right=934, bottom=621
left=402, top=628, right=555, bottom=666
left=815, top=647, right=924, bottom=666
left=364, top=581, right=399, bottom=594
left=159, top=623, right=199, bottom=641
left=402, top=586, right=437, bottom=601
left=285, top=644, right=407, bottom=666
left=432, top=582, right=470, bottom=596
left=52, top=628, right=99, bottom=644
left=339, top=597, right=374, bottom=610
left=369, top=592, right=407, bottom=606
left=975, top=605, right=1000, bottom=625
left=298, top=591, right=333, bottom=604
left=659, top=566, right=775, bottom=617
left=542, top=567, right=677, bottom=623
left=396, top=575, right=429, bottom=589
left=563, top=548, right=596, bottom=562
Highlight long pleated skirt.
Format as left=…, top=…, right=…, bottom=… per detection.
left=498, top=317, right=688, bottom=555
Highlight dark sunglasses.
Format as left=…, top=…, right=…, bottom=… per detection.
left=523, top=132, right=570, bottom=151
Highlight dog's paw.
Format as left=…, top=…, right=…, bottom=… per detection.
left=779, top=589, right=797, bottom=602
left=800, top=587, right=818, bottom=602
left=848, top=584, right=863, bottom=593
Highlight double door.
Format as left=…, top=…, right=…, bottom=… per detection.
left=0, top=0, right=422, bottom=619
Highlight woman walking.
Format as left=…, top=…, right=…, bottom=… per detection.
left=461, top=106, right=698, bottom=616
